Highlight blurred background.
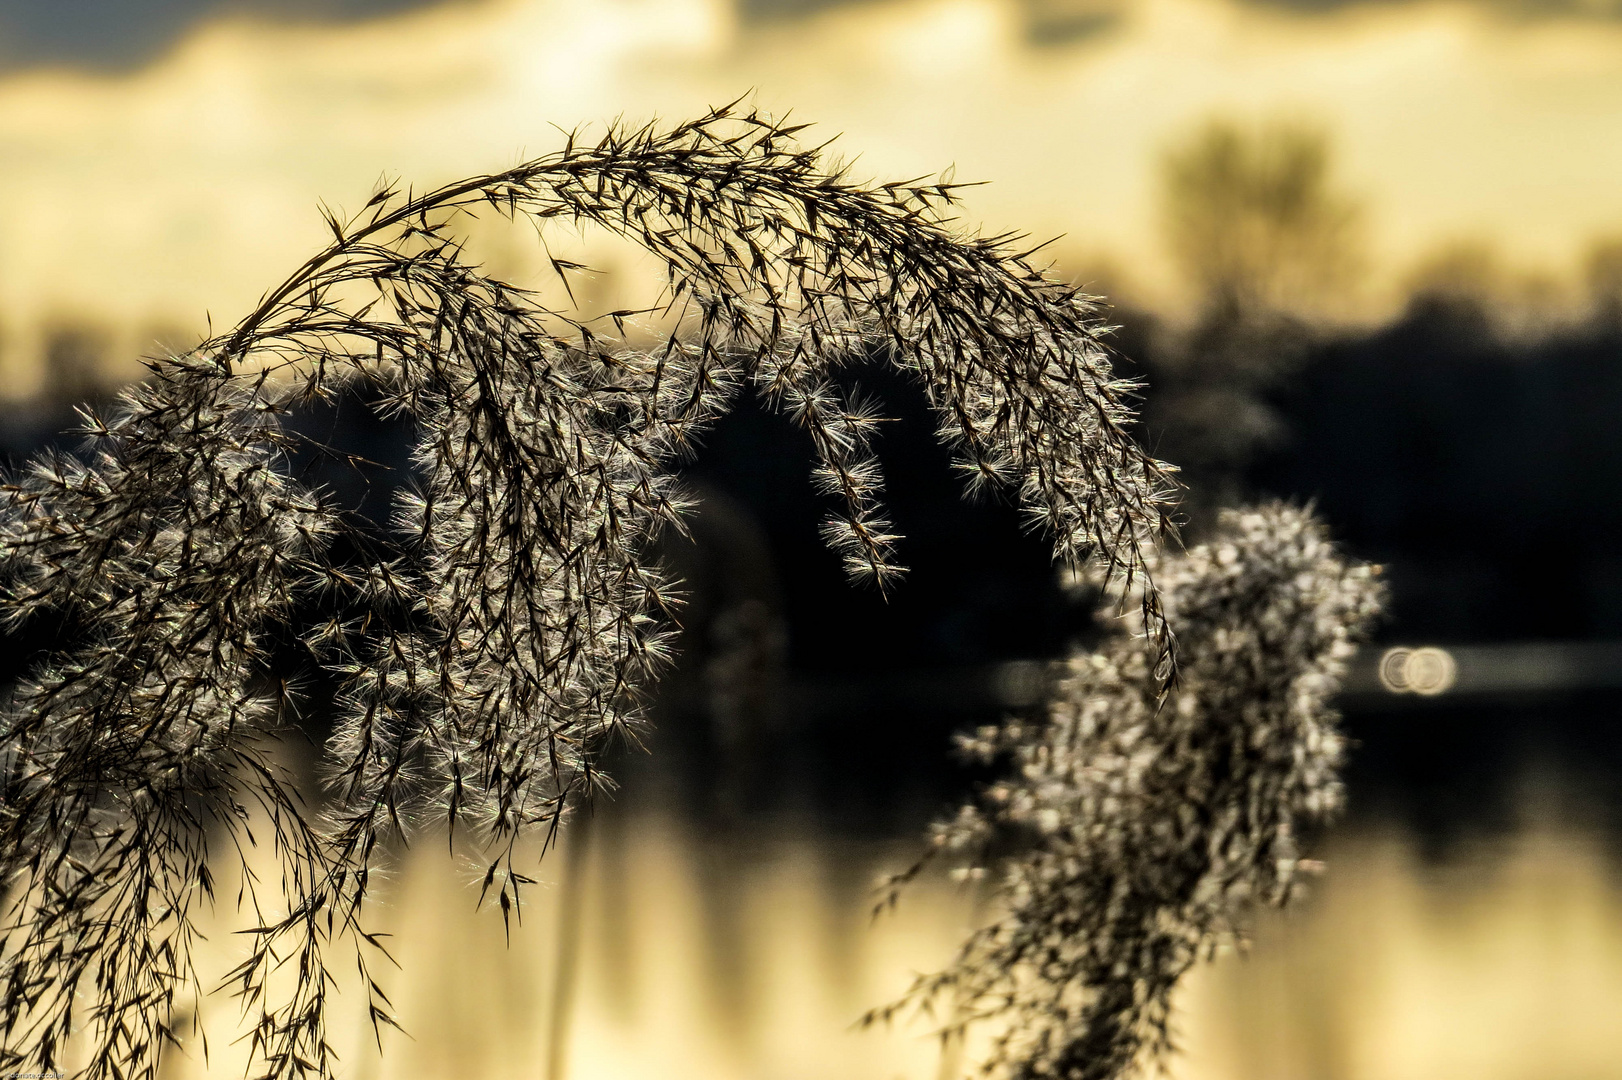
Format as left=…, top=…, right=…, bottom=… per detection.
left=5, top=0, right=1622, bottom=1077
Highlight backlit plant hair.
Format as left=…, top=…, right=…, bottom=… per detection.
left=0, top=103, right=1176, bottom=1080
left=871, top=503, right=1383, bottom=1080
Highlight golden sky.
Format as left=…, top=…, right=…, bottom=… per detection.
left=0, top=0, right=1620, bottom=392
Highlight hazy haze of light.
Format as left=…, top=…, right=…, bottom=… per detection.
left=1, top=0, right=1620, bottom=392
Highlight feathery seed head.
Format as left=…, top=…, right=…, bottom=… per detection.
left=1, top=106, right=1174, bottom=1080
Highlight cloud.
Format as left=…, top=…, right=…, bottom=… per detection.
left=0, top=0, right=452, bottom=71
left=0, top=0, right=1621, bottom=392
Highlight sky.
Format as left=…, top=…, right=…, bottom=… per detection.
left=0, top=0, right=1619, bottom=392
left=0, top=0, right=445, bottom=69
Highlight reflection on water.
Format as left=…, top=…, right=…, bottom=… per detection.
left=154, top=800, right=1622, bottom=1080
left=1180, top=826, right=1622, bottom=1080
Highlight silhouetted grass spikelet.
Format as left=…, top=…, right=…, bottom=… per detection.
left=876, top=504, right=1383, bottom=1080
left=0, top=105, right=1174, bottom=1080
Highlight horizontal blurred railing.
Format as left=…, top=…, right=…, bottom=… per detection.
left=787, top=641, right=1622, bottom=718
left=1338, top=639, right=1622, bottom=707
left=785, top=659, right=1052, bottom=717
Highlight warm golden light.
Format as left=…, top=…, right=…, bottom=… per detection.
left=2, top=0, right=1622, bottom=392
left=141, top=814, right=1622, bottom=1080
left=1379, top=645, right=1460, bottom=695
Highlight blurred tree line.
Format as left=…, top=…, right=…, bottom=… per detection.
left=1119, top=117, right=1622, bottom=646
left=6, top=115, right=1622, bottom=833
left=1116, top=117, right=1364, bottom=525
